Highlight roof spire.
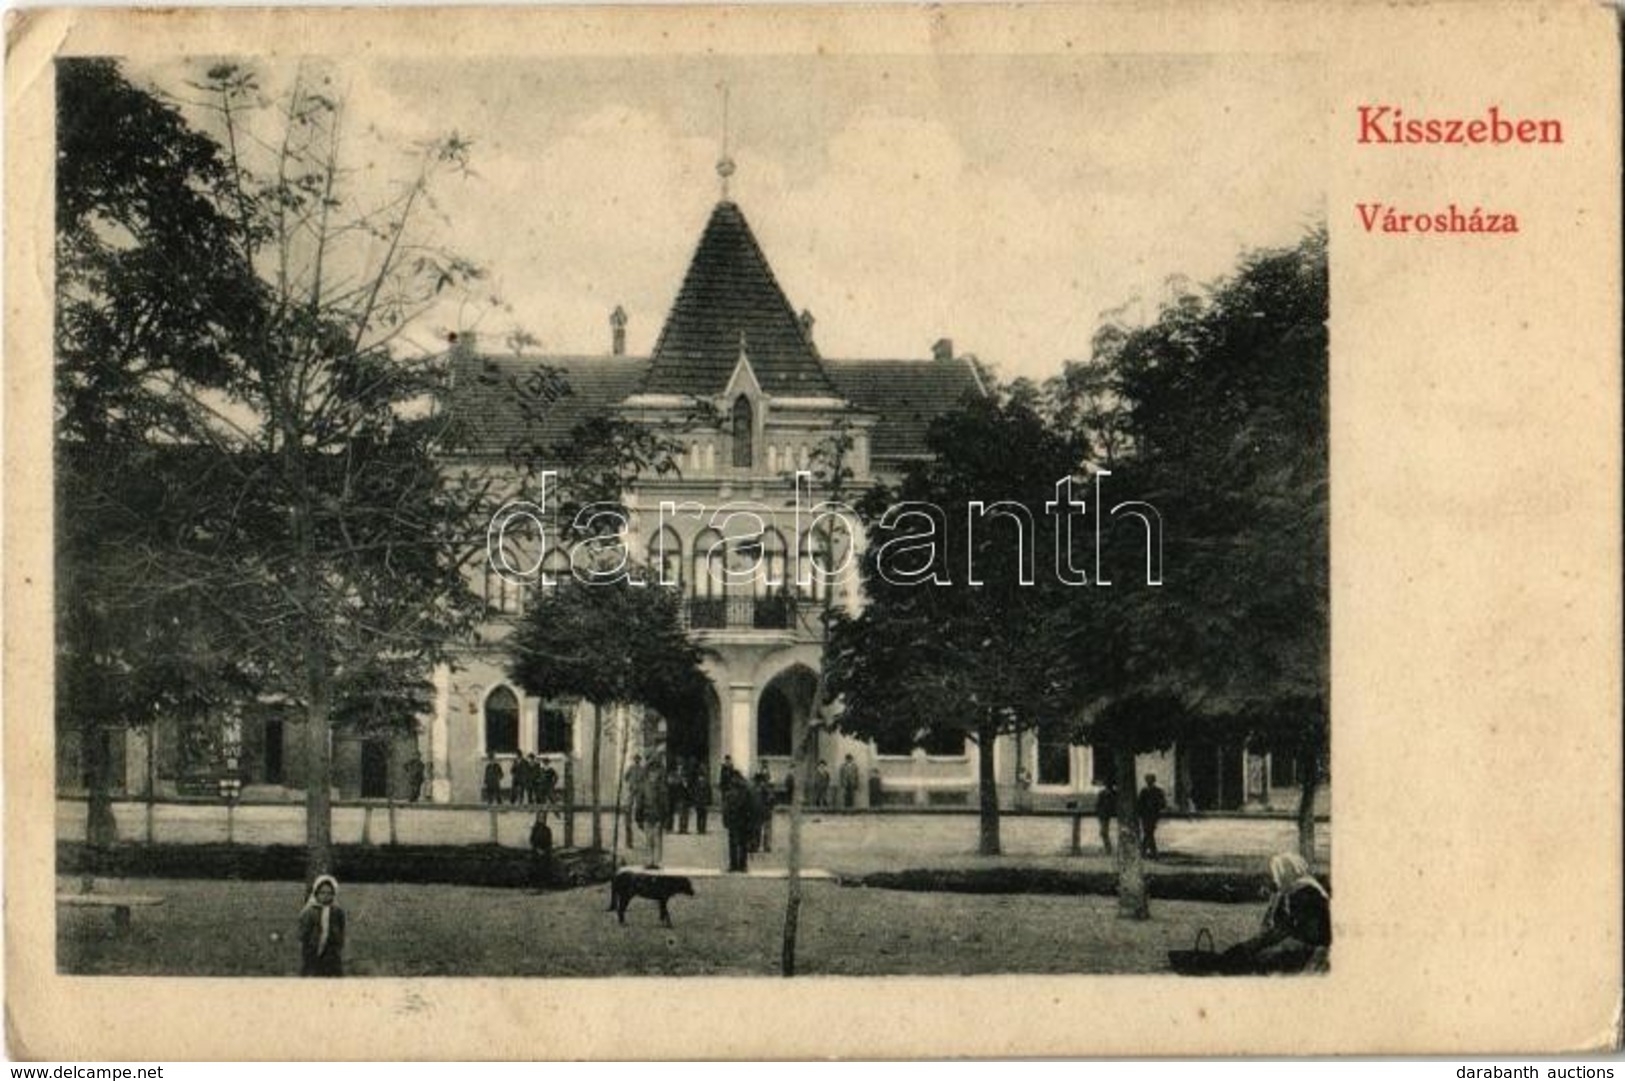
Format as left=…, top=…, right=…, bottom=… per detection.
left=716, top=81, right=736, bottom=202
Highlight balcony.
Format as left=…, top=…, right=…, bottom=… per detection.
left=681, top=596, right=817, bottom=634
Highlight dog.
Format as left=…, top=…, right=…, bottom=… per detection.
left=609, top=869, right=695, bottom=927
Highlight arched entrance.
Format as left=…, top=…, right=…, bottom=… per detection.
left=664, top=681, right=722, bottom=779
left=756, top=664, right=821, bottom=787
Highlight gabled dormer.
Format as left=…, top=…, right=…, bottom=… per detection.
left=722, top=336, right=765, bottom=471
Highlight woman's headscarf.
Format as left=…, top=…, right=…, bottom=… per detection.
left=1263, top=853, right=1327, bottom=928
left=303, top=874, right=340, bottom=957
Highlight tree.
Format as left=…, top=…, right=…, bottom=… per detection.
left=825, top=395, right=1083, bottom=855
left=779, top=412, right=859, bottom=976
left=54, top=59, right=266, bottom=845
left=506, top=574, right=711, bottom=850
left=1055, top=228, right=1330, bottom=874
left=58, top=59, right=510, bottom=878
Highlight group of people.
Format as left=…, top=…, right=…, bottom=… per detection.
left=718, top=758, right=783, bottom=872
left=481, top=753, right=561, bottom=806
left=807, top=754, right=864, bottom=808
left=1094, top=773, right=1170, bottom=858
left=622, top=754, right=713, bottom=843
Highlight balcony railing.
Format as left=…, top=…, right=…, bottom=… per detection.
left=682, top=596, right=815, bottom=633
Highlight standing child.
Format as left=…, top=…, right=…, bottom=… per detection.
left=298, top=874, right=346, bottom=977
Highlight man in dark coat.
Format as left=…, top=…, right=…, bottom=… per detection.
left=622, top=753, right=644, bottom=849
left=526, top=753, right=544, bottom=803
left=751, top=767, right=775, bottom=853
left=529, top=809, right=554, bottom=891
left=812, top=760, right=832, bottom=808
left=509, top=754, right=530, bottom=804
left=1095, top=778, right=1117, bottom=854
left=722, top=775, right=752, bottom=872
left=689, top=761, right=712, bottom=835
left=1136, top=774, right=1168, bottom=858
left=482, top=757, right=503, bottom=805
left=638, top=759, right=668, bottom=869
left=838, top=754, right=860, bottom=809
left=537, top=758, right=559, bottom=805
left=667, top=762, right=689, bottom=833
left=403, top=753, right=426, bottom=803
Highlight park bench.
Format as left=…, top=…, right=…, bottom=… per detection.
left=57, top=889, right=165, bottom=931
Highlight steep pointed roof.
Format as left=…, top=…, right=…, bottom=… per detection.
left=642, top=201, right=840, bottom=398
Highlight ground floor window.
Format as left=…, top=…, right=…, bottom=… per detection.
left=1089, top=746, right=1112, bottom=785
left=1270, top=751, right=1299, bottom=788
left=538, top=706, right=572, bottom=754
left=485, top=686, right=520, bottom=755
left=1036, top=733, right=1071, bottom=785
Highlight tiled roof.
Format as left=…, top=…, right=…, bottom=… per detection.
left=445, top=353, right=651, bottom=460
left=643, top=201, right=839, bottom=398
left=445, top=354, right=984, bottom=463
left=824, top=357, right=985, bottom=460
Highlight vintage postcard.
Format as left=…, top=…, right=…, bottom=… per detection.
left=5, top=0, right=1620, bottom=1060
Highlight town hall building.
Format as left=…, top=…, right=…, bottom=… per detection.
left=68, top=176, right=1315, bottom=820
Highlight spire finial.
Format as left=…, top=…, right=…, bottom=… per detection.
left=716, top=81, right=736, bottom=202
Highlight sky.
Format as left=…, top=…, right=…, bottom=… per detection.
left=136, top=53, right=1325, bottom=385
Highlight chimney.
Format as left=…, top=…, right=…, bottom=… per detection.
left=798, top=309, right=816, bottom=344
left=932, top=337, right=954, bottom=362
left=610, top=305, right=628, bottom=356
left=447, top=330, right=478, bottom=385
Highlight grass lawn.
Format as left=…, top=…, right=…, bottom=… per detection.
left=58, top=875, right=1271, bottom=977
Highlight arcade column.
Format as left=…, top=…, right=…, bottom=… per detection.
left=728, top=682, right=754, bottom=772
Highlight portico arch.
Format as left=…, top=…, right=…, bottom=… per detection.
left=755, top=662, right=821, bottom=787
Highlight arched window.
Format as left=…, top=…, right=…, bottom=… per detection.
left=755, top=529, right=787, bottom=597
left=751, top=529, right=792, bottom=628
left=799, top=525, right=848, bottom=603
left=689, top=528, right=727, bottom=629
left=732, top=396, right=754, bottom=468
left=647, top=527, right=683, bottom=589
left=757, top=685, right=793, bottom=757
left=484, top=536, right=530, bottom=615
left=691, top=529, right=725, bottom=599
left=485, top=686, right=520, bottom=755
left=484, top=565, right=517, bottom=616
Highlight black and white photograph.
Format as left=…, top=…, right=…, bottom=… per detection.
left=51, top=45, right=1330, bottom=980
left=9, top=0, right=1620, bottom=1061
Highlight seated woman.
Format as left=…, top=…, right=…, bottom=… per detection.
left=1221, top=852, right=1331, bottom=974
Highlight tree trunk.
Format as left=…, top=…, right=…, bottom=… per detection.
left=83, top=721, right=117, bottom=849
left=782, top=720, right=811, bottom=977
left=589, top=702, right=604, bottom=850
left=609, top=706, right=630, bottom=876
left=144, top=724, right=156, bottom=844
left=975, top=718, right=1001, bottom=856
left=1115, top=746, right=1149, bottom=920
left=303, top=677, right=334, bottom=881
left=1296, top=745, right=1321, bottom=865
left=562, top=756, right=575, bottom=848
left=386, top=741, right=398, bottom=845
